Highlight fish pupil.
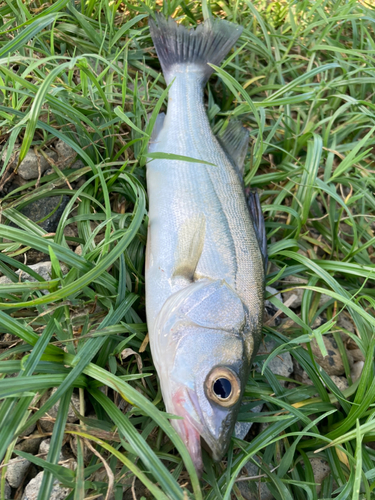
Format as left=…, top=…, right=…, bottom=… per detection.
left=213, top=378, right=232, bottom=399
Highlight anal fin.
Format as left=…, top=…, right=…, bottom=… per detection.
left=216, top=120, right=249, bottom=179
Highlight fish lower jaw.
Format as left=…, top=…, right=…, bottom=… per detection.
left=172, top=417, right=203, bottom=475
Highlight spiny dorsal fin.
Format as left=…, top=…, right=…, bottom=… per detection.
left=172, top=214, right=206, bottom=281
left=246, top=188, right=268, bottom=273
left=216, top=121, right=249, bottom=178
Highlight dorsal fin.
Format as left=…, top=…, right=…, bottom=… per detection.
left=216, top=121, right=249, bottom=178
left=246, top=188, right=268, bottom=273
left=172, top=214, right=206, bottom=281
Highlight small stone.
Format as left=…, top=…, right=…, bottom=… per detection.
left=39, top=439, right=65, bottom=462
left=235, top=404, right=263, bottom=440
left=53, top=388, right=80, bottom=421
left=4, top=480, right=11, bottom=500
left=64, top=226, right=79, bottom=246
left=336, top=313, right=356, bottom=341
left=39, top=388, right=80, bottom=432
left=6, top=457, right=30, bottom=488
left=20, top=421, right=36, bottom=438
left=69, top=435, right=93, bottom=463
left=318, top=293, right=331, bottom=308
left=310, top=458, right=330, bottom=492
left=0, top=262, right=68, bottom=289
left=20, top=195, right=69, bottom=232
left=20, top=250, right=46, bottom=265
left=281, top=276, right=307, bottom=308
left=351, top=361, right=364, bottom=383
left=330, top=375, right=349, bottom=392
left=304, top=335, right=352, bottom=376
left=71, top=159, right=84, bottom=169
left=21, top=471, right=70, bottom=500
left=282, top=276, right=331, bottom=309
left=349, top=349, right=365, bottom=363
left=263, top=340, right=293, bottom=385
left=75, top=178, right=86, bottom=189
left=264, top=286, right=282, bottom=326
left=55, top=140, right=76, bottom=163
left=74, top=245, right=82, bottom=256
left=18, top=150, right=57, bottom=180
left=14, top=437, right=42, bottom=455
left=237, top=459, right=273, bottom=500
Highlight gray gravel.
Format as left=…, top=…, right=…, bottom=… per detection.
left=6, top=457, right=30, bottom=488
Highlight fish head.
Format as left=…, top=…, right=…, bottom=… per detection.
left=152, top=278, right=255, bottom=473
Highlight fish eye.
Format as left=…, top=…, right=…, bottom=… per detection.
left=205, top=367, right=241, bottom=407
left=213, top=378, right=232, bottom=399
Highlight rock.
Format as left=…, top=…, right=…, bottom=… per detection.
left=71, top=159, right=84, bottom=170
left=39, top=388, right=80, bottom=432
left=0, top=261, right=69, bottom=288
left=39, top=439, right=66, bottom=462
left=351, top=361, right=364, bottom=383
left=235, top=404, right=263, bottom=440
left=281, top=276, right=306, bottom=308
left=55, top=140, right=76, bottom=163
left=74, top=245, right=82, bottom=256
left=6, top=457, right=30, bottom=488
left=263, top=340, right=293, bottom=384
left=17, top=150, right=57, bottom=180
left=20, top=421, right=36, bottom=437
left=265, top=286, right=282, bottom=304
left=39, top=440, right=76, bottom=470
left=123, top=478, right=154, bottom=499
left=336, top=313, right=356, bottom=342
left=4, top=480, right=11, bottom=500
left=310, top=457, right=330, bottom=493
left=64, top=226, right=79, bottom=246
left=18, top=250, right=46, bottom=265
left=20, top=195, right=69, bottom=232
left=318, top=293, right=331, bottom=308
left=349, top=349, right=365, bottom=363
left=14, top=437, right=42, bottom=455
left=304, top=335, right=353, bottom=376
left=282, top=276, right=331, bottom=309
left=69, top=435, right=93, bottom=463
left=264, top=286, right=282, bottom=326
left=21, top=472, right=70, bottom=500
left=330, top=375, right=348, bottom=392
left=237, top=459, right=273, bottom=500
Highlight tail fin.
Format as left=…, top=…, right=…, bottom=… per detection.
left=149, top=13, right=243, bottom=84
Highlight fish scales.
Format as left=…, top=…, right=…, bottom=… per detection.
left=146, top=13, right=265, bottom=473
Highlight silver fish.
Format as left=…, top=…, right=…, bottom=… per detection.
left=146, top=14, right=265, bottom=473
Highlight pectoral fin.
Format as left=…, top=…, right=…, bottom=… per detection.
left=172, top=214, right=206, bottom=281
left=216, top=121, right=249, bottom=179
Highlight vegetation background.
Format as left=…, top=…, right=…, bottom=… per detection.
left=0, top=0, right=375, bottom=498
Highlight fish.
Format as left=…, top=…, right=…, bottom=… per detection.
left=146, top=13, right=266, bottom=474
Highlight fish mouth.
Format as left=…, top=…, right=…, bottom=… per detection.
left=171, top=387, right=228, bottom=474
left=171, top=386, right=204, bottom=474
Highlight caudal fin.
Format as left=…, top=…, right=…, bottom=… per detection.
left=149, top=13, right=243, bottom=84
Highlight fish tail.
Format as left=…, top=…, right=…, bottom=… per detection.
left=149, top=13, right=243, bottom=84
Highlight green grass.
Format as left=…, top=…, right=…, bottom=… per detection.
left=0, top=0, right=375, bottom=498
